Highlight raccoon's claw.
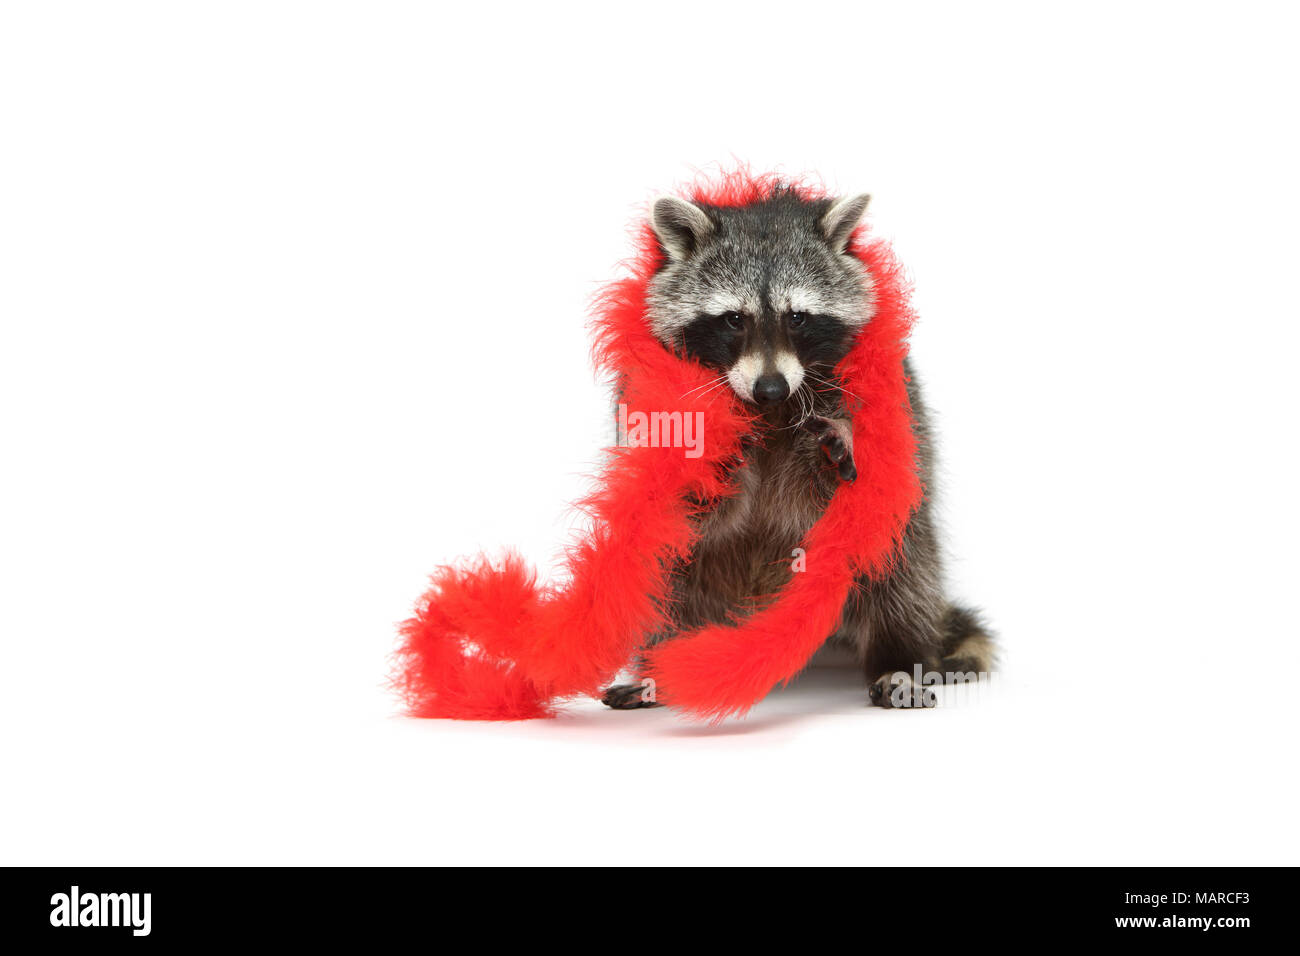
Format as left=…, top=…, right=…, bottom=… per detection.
left=803, top=416, right=857, bottom=482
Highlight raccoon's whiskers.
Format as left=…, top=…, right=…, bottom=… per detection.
left=777, top=380, right=817, bottom=430
left=680, top=374, right=727, bottom=400
left=804, top=370, right=865, bottom=406
left=797, top=382, right=816, bottom=429
left=696, top=376, right=733, bottom=403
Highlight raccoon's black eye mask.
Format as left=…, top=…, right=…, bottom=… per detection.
left=676, top=308, right=853, bottom=375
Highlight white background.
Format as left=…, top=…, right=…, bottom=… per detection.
left=2, top=1, right=1298, bottom=865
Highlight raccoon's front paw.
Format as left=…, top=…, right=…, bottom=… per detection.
left=868, top=671, right=937, bottom=709
left=601, top=681, right=661, bottom=710
left=803, top=416, right=856, bottom=482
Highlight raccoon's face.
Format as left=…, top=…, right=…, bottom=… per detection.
left=647, top=189, right=874, bottom=406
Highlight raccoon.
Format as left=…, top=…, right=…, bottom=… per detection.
left=601, top=186, right=995, bottom=710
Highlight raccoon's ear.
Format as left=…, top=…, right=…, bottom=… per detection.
left=820, top=193, right=872, bottom=253
left=651, top=196, right=714, bottom=262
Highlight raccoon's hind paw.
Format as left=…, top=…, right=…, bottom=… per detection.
left=868, top=671, right=936, bottom=709
left=600, top=682, right=662, bottom=710
left=802, top=415, right=857, bottom=482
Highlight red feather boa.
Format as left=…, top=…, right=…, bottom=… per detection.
left=394, top=171, right=922, bottom=722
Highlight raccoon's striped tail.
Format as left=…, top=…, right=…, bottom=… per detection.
left=938, top=604, right=997, bottom=675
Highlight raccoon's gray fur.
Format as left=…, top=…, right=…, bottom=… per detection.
left=602, top=186, right=995, bottom=711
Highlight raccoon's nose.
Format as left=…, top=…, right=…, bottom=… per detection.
left=752, top=373, right=790, bottom=405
